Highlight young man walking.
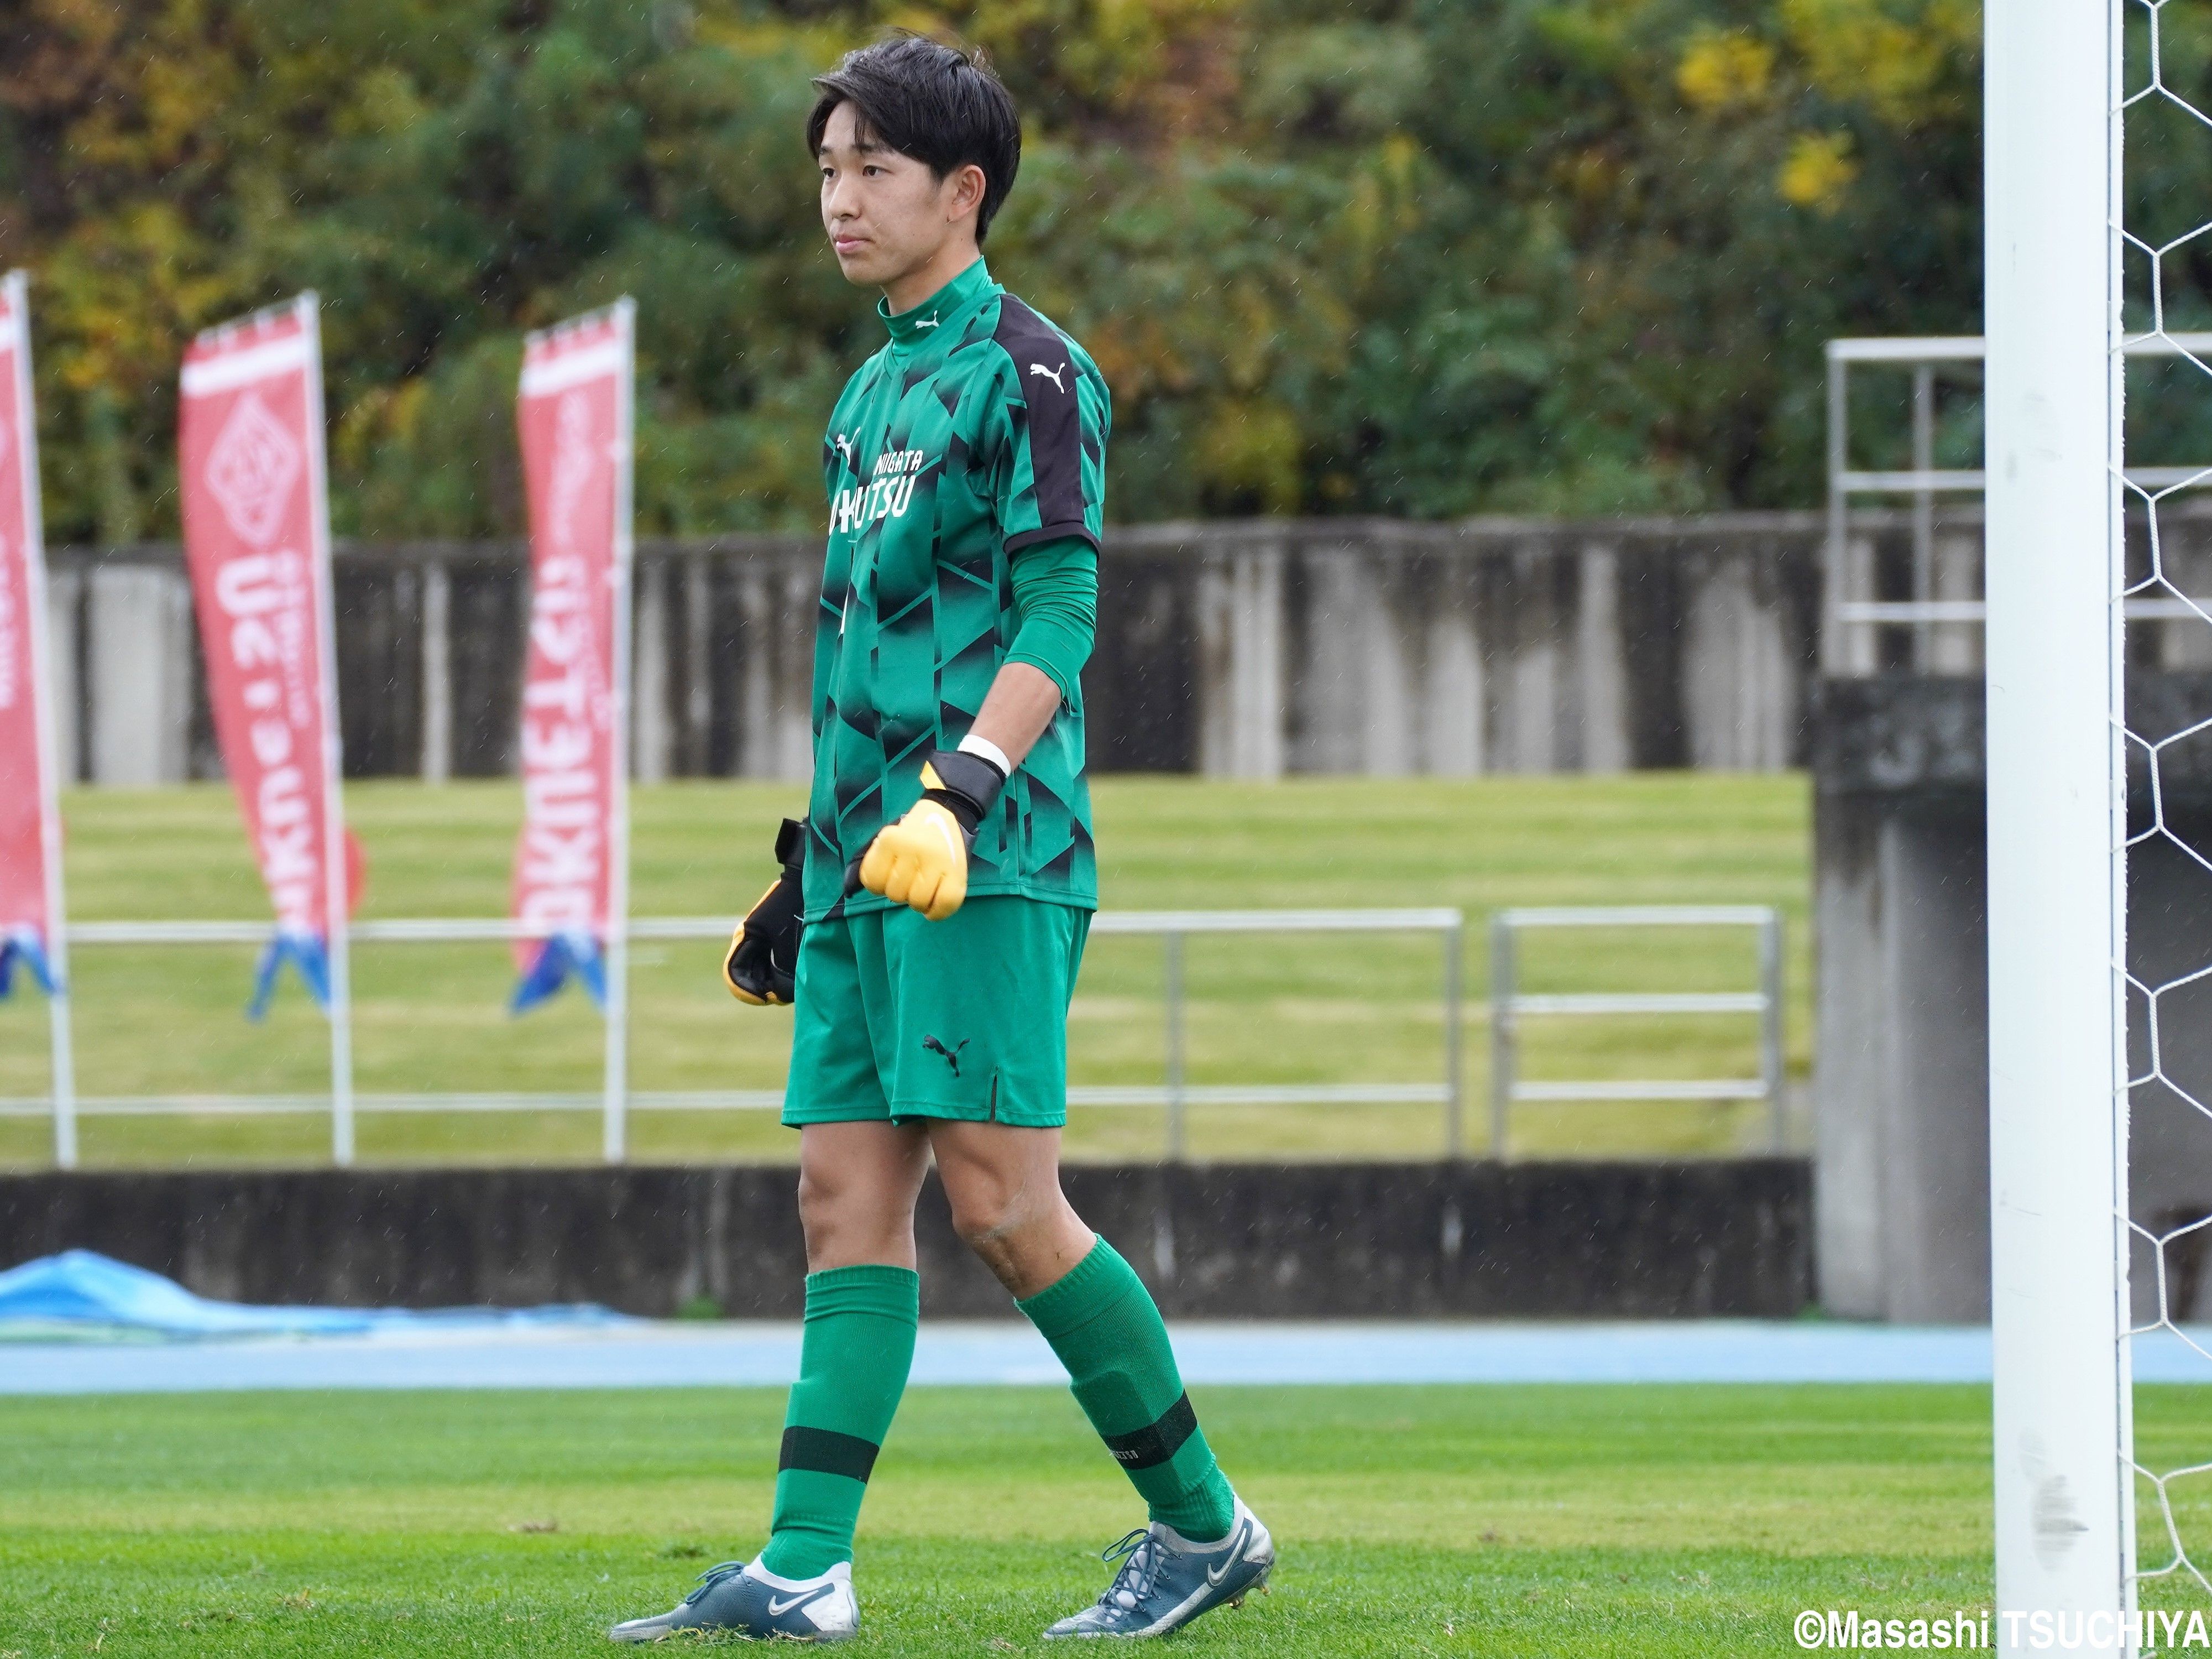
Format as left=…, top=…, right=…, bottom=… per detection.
left=610, top=34, right=1274, bottom=1646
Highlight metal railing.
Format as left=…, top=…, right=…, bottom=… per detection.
left=8, top=907, right=1468, bottom=1164
left=1488, top=905, right=1785, bottom=1155
left=1090, top=908, right=1466, bottom=1158
left=1823, top=333, right=2212, bottom=674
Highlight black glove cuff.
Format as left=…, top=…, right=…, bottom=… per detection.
left=922, top=748, right=1005, bottom=837
left=773, top=816, right=805, bottom=874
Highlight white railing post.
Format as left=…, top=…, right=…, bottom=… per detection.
left=1163, top=929, right=1186, bottom=1161
left=1822, top=345, right=1851, bottom=676
left=1488, top=914, right=1515, bottom=1160
left=1443, top=915, right=1465, bottom=1158
left=296, top=296, right=355, bottom=1168
left=1911, top=363, right=1937, bottom=672
left=6, top=270, right=77, bottom=1168
left=602, top=298, right=638, bottom=1166
left=1760, top=912, right=1786, bottom=1151
left=419, top=558, right=451, bottom=784
left=45, top=961, right=75, bottom=1170
left=1984, top=0, right=2132, bottom=1638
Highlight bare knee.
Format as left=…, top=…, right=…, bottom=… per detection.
left=795, top=1123, right=927, bottom=1271
left=795, top=1165, right=857, bottom=1248
left=942, top=1167, right=1023, bottom=1250
left=798, top=1166, right=913, bottom=1265
left=927, top=1123, right=1093, bottom=1297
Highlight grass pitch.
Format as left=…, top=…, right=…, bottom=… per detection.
left=9, top=1382, right=2206, bottom=1655
left=0, top=1380, right=2072, bottom=1657
left=0, top=773, right=1810, bottom=1169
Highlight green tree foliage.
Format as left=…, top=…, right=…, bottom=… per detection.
left=0, top=0, right=1993, bottom=538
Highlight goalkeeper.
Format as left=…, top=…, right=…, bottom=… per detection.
left=611, top=32, right=1273, bottom=1648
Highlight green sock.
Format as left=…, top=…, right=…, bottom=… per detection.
left=1017, top=1237, right=1236, bottom=1541
left=757, top=1264, right=919, bottom=1578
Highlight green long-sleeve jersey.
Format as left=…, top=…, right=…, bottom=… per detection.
left=804, top=257, right=1109, bottom=923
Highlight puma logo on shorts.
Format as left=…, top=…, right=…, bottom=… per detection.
left=923, top=1034, right=970, bottom=1077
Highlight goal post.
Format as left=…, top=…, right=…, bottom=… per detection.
left=1984, top=0, right=2134, bottom=1642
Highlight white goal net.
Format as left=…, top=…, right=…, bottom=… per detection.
left=2118, top=0, right=2212, bottom=1624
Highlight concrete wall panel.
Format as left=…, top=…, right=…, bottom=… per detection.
left=1814, top=672, right=2212, bottom=1322
left=0, top=1159, right=1814, bottom=1321
left=50, top=509, right=1837, bottom=782
left=1575, top=544, right=1630, bottom=774
left=1812, top=792, right=1889, bottom=1318
left=1683, top=551, right=1795, bottom=770
left=631, top=557, right=671, bottom=784
left=1875, top=810, right=1990, bottom=1323
left=85, top=564, right=191, bottom=786
left=1422, top=561, right=1484, bottom=775
left=42, top=565, right=80, bottom=785
left=1197, top=544, right=1285, bottom=779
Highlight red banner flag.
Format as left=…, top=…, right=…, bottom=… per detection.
left=509, top=302, right=635, bottom=1011
left=177, top=295, right=354, bottom=1018
left=0, top=271, right=66, bottom=1002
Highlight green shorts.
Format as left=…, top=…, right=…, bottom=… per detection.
left=783, top=896, right=1091, bottom=1129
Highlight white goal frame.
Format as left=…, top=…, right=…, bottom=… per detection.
left=1985, top=0, right=2134, bottom=1643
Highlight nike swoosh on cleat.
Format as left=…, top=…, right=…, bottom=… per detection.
left=767, top=1587, right=833, bottom=1617
left=1205, top=1521, right=1254, bottom=1588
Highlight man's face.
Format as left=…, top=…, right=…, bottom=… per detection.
left=817, top=101, right=980, bottom=289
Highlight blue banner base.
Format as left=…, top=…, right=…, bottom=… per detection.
left=510, top=932, right=607, bottom=1014
left=248, top=932, right=332, bottom=1021
left=0, top=930, right=59, bottom=999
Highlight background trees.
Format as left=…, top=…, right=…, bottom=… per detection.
left=1, top=0, right=1995, bottom=540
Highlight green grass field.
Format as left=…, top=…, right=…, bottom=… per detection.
left=5, top=1383, right=2206, bottom=1656
left=0, top=774, right=1811, bottom=1170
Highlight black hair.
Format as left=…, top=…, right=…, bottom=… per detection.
left=806, top=34, right=1022, bottom=244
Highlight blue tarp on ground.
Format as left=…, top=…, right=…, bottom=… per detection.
left=0, top=1250, right=635, bottom=1339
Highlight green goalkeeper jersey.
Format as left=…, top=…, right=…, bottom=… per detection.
left=803, top=257, right=1108, bottom=924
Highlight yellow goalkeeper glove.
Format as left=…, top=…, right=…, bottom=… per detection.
left=845, top=748, right=1007, bottom=922
left=723, top=818, right=806, bottom=1004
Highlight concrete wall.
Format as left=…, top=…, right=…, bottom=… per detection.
left=0, top=1160, right=1814, bottom=1320
left=82, top=560, right=194, bottom=786
left=45, top=511, right=1827, bottom=785
left=1812, top=674, right=2212, bottom=1323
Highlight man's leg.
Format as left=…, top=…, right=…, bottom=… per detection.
left=613, top=904, right=927, bottom=1642
left=759, top=1119, right=932, bottom=1579
left=931, top=1121, right=1235, bottom=1542
left=878, top=901, right=1270, bottom=1637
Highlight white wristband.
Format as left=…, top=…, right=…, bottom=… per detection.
left=956, top=733, right=1013, bottom=778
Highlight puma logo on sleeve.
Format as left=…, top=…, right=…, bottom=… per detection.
left=1028, top=361, right=1066, bottom=392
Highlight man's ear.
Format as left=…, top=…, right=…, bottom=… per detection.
left=946, top=162, right=987, bottom=225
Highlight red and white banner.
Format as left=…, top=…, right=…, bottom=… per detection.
left=178, top=294, right=353, bottom=1012
left=0, top=270, right=65, bottom=998
left=509, top=301, right=634, bottom=1010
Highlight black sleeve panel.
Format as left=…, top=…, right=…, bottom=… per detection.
left=991, top=296, right=1089, bottom=535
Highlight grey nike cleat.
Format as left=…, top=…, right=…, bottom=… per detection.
left=1043, top=1496, right=1274, bottom=1639
left=608, top=1558, right=857, bottom=1643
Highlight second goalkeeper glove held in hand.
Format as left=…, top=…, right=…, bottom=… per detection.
left=723, top=818, right=806, bottom=1004
left=846, top=748, right=1006, bottom=921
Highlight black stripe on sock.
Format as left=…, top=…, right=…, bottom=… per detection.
left=779, top=1426, right=880, bottom=1483
left=1101, top=1393, right=1198, bottom=1472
